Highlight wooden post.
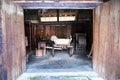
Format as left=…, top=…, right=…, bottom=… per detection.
left=57, top=9, right=59, bottom=22
left=29, top=22, right=32, bottom=51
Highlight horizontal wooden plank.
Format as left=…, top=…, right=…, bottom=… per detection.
left=13, top=0, right=110, bottom=2
left=25, top=21, right=92, bottom=26
left=13, top=1, right=103, bottom=9
left=14, top=0, right=99, bottom=1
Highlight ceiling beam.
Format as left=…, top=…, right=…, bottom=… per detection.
left=13, top=1, right=103, bottom=9
left=28, top=20, right=91, bottom=25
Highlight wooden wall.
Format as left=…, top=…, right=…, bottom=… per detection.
left=25, top=24, right=72, bottom=50
left=25, top=21, right=93, bottom=51
left=93, top=0, right=120, bottom=80
left=0, top=0, right=26, bottom=80
left=36, top=25, right=71, bottom=39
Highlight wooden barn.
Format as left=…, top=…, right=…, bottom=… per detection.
left=0, top=0, right=120, bottom=80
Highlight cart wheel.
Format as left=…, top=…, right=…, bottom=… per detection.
left=69, top=48, right=74, bottom=57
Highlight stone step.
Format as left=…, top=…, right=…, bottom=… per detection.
left=17, top=71, right=104, bottom=80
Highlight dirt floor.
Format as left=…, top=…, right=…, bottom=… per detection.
left=17, top=50, right=104, bottom=80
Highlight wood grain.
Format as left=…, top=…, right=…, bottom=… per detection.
left=0, top=1, right=26, bottom=80
left=93, top=0, right=120, bottom=80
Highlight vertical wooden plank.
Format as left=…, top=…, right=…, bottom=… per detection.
left=113, top=0, right=120, bottom=78
left=18, top=5, right=26, bottom=74
left=100, top=2, right=110, bottom=78
left=4, top=1, right=13, bottom=79
left=107, top=0, right=120, bottom=79
left=0, top=1, right=4, bottom=80
left=0, top=1, right=1, bottom=16
left=93, top=5, right=100, bottom=73
left=13, top=4, right=19, bottom=79
left=45, top=25, right=50, bottom=39
left=105, top=1, right=117, bottom=79
left=66, top=25, right=71, bottom=37
left=116, top=0, right=120, bottom=78
left=1, top=0, right=8, bottom=80
left=17, top=5, right=23, bottom=78
left=29, top=22, right=32, bottom=50
left=11, top=3, right=17, bottom=80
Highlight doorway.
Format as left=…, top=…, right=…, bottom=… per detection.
left=24, top=9, right=93, bottom=72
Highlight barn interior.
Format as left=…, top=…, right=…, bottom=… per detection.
left=24, top=9, right=93, bottom=51
left=24, top=9, right=93, bottom=73
left=0, top=0, right=120, bottom=80
left=24, top=9, right=93, bottom=55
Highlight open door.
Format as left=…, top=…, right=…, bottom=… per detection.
left=0, top=0, right=26, bottom=80
left=93, top=0, right=120, bottom=80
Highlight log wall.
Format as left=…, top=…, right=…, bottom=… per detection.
left=93, top=0, right=120, bottom=80
left=0, top=0, right=26, bottom=80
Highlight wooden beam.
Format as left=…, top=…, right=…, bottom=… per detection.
left=30, top=21, right=91, bottom=25
left=13, top=1, right=103, bottom=9
left=75, top=10, right=79, bottom=21
left=57, top=9, right=59, bottom=22
left=29, top=22, right=32, bottom=50
left=38, top=10, right=41, bottom=23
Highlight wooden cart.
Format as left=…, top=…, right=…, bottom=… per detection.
left=47, top=37, right=74, bottom=57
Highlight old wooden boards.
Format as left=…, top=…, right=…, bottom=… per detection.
left=25, top=24, right=72, bottom=50
left=93, top=0, right=120, bottom=80
left=0, top=0, right=26, bottom=80
left=13, top=1, right=103, bottom=9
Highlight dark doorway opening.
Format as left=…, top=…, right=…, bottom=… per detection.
left=24, top=9, right=93, bottom=72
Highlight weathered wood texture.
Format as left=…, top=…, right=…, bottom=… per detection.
left=25, top=24, right=72, bottom=50
left=13, top=0, right=99, bottom=2
left=0, top=1, right=1, bottom=16
left=13, top=0, right=110, bottom=3
left=93, top=0, right=120, bottom=80
left=0, top=0, right=26, bottom=80
left=25, top=21, right=93, bottom=52
left=13, top=1, right=102, bottom=9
